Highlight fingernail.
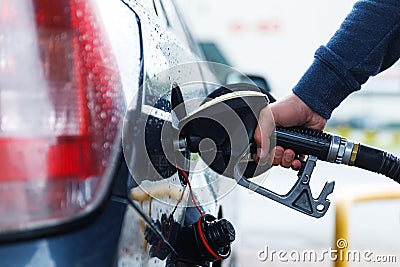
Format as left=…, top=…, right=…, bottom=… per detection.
left=285, top=153, right=293, bottom=162
left=275, top=149, right=283, bottom=159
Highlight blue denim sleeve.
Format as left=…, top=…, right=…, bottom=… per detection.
left=292, top=0, right=400, bottom=119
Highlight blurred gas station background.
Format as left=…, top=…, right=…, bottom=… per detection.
left=176, top=0, right=400, bottom=266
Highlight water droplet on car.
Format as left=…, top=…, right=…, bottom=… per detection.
left=100, top=111, right=107, bottom=119
left=76, top=10, right=83, bottom=18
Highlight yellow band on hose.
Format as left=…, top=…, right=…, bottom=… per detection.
left=349, top=143, right=359, bottom=166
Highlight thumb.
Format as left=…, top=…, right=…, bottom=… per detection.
left=254, top=107, right=275, bottom=163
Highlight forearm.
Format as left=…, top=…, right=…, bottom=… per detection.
left=293, top=0, right=400, bottom=119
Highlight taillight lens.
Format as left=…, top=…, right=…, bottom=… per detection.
left=0, top=0, right=125, bottom=232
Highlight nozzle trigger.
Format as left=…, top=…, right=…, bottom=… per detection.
left=237, top=156, right=335, bottom=218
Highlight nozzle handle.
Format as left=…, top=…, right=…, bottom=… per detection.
left=275, top=126, right=332, bottom=160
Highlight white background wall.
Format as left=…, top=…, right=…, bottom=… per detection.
left=176, top=0, right=356, bottom=98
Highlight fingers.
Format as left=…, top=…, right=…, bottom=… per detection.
left=254, top=107, right=274, bottom=164
left=281, top=149, right=295, bottom=168
left=291, top=158, right=302, bottom=170
left=272, top=146, right=283, bottom=166
left=273, top=147, right=301, bottom=169
left=254, top=106, right=301, bottom=169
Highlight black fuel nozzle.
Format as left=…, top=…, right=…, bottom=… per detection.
left=177, top=83, right=335, bottom=218
left=178, top=83, right=271, bottom=179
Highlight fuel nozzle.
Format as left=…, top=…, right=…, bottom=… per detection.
left=177, top=83, right=335, bottom=218
left=178, top=83, right=272, bottom=179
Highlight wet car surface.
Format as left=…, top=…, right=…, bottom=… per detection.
left=0, top=0, right=237, bottom=266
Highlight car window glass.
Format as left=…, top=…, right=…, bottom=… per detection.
left=127, top=1, right=209, bottom=104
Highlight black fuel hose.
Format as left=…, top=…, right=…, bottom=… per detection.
left=275, top=126, right=400, bottom=183
left=194, top=83, right=400, bottom=183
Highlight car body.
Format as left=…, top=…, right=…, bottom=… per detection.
left=0, top=0, right=236, bottom=266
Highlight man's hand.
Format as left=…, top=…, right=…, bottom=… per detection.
left=254, top=93, right=327, bottom=169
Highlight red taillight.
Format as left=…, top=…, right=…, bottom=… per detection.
left=0, top=0, right=125, bottom=231
left=0, top=137, right=93, bottom=180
